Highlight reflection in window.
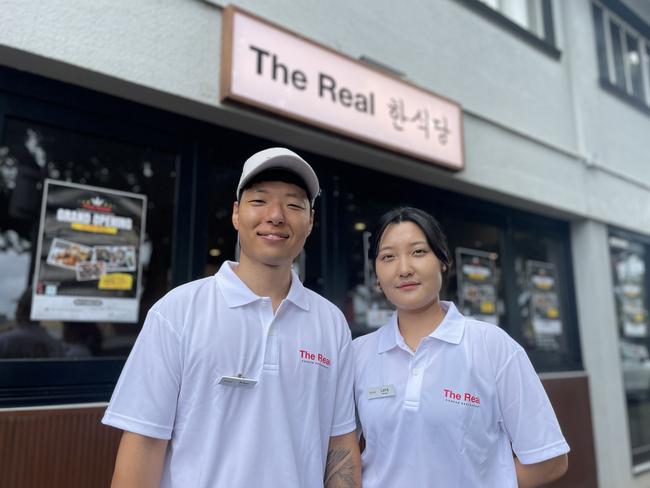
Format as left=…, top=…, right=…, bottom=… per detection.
left=0, top=118, right=177, bottom=360
left=610, top=234, right=650, bottom=467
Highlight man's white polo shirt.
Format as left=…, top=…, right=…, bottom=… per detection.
left=353, top=301, right=569, bottom=488
left=102, top=261, right=356, bottom=488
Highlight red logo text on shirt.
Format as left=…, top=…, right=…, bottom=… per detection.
left=299, top=349, right=331, bottom=368
left=443, top=388, right=480, bottom=408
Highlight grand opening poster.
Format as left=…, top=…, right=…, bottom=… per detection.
left=31, top=180, right=147, bottom=322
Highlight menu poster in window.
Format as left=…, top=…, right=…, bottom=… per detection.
left=526, top=260, right=563, bottom=349
left=610, top=237, right=648, bottom=338
left=31, top=180, right=147, bottom=322
left=456, top=248, right=498, bottom=324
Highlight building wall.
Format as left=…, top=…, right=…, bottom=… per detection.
left=562, top=0, right=650, bottom=230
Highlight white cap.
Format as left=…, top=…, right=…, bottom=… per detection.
left=236, top=147, right=320, bottom=205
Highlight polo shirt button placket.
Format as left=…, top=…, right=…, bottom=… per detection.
left=404, top=359, right=424, bottom=410
left=261, top=298, right=279, bottom=372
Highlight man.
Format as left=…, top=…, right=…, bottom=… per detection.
left=103, top=148, right=360, bottom=488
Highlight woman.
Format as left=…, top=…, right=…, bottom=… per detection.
left=353, top=207, right=569, bottom=488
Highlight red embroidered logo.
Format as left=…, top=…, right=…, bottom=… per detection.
left=299, top=349, right=331, bottom=368
left=443, top=388, right=480, bottom=407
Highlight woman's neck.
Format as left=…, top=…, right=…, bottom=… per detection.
left=397, top=298, right=446, bottom=352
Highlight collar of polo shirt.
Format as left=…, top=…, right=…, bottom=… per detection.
left=377, top=301, right=466, bottom=353
left=215, top=261, right=310, bottom=311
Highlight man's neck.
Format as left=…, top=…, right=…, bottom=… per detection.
left=233, top=255, right=293, bottom=312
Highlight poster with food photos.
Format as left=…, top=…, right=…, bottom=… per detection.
left=609, top=236, right=648, bottom=339
left=525, top=260, right=563, bottom=350
left=31, top=180, right=146, bottom=322
left=456, top=247, right=499, bottom=324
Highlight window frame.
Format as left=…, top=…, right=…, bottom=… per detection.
left=454, top=0, right=561, bottom=59
left=592, top=0, right=650, bottom=115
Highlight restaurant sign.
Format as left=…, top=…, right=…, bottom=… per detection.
left=221, top=6, right=464, bottom=170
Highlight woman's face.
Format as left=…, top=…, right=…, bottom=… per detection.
left=375, top=221, right=443, bottom=313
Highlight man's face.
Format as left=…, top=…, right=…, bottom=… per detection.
left=232, top=180, right=313, bottom=269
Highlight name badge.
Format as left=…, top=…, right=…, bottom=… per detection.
left=218, top=375, right=258, bottom=389
left=367, top=384, right=395, bottom=400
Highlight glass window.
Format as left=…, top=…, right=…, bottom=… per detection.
left=593, top=2, right=610, bottom=80
left=626, top=33, right=644, bottom=98
left=609, top=233, right=650, bottom=467
left=0, top=117, right=177, bottom=360
left=442, top=218, right=504, bottom=327
left=334, top=172, right=408, bottom=335
left=201, top=148, right=240, bottom=278
left=610, top=21, right=627, bottom=90
left=592, top=2, right=650, bottom=107
left=511, top=230, right=571, bottom=360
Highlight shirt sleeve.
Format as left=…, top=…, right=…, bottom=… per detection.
left=330, top=326, right=357, bottom=437
left=102, top=309, right=182, bottom=440
left=496, top=348, right=570, bottom=464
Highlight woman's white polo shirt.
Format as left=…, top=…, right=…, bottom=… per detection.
left=353, top=301, right=569, bottom=488
left=103, top=261, right=356, bottom=488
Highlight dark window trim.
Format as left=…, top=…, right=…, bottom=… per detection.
left=610, top=226, right=650, bottom=246
left=600, top=76, right=650, bottom=116
left=592, top=3, right=611, bottom=81
left=453, top=0, right=561, bottom=59
left=0, top=360, right=124, bottom=407
left=599, top=0, right=650, bottom=40
left=541, top=0, right=556, bottom=46
left=592, top=1, right=650, bottom=115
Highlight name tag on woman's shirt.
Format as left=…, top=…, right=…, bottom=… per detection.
left=368, top=384, right=395, bottom=399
